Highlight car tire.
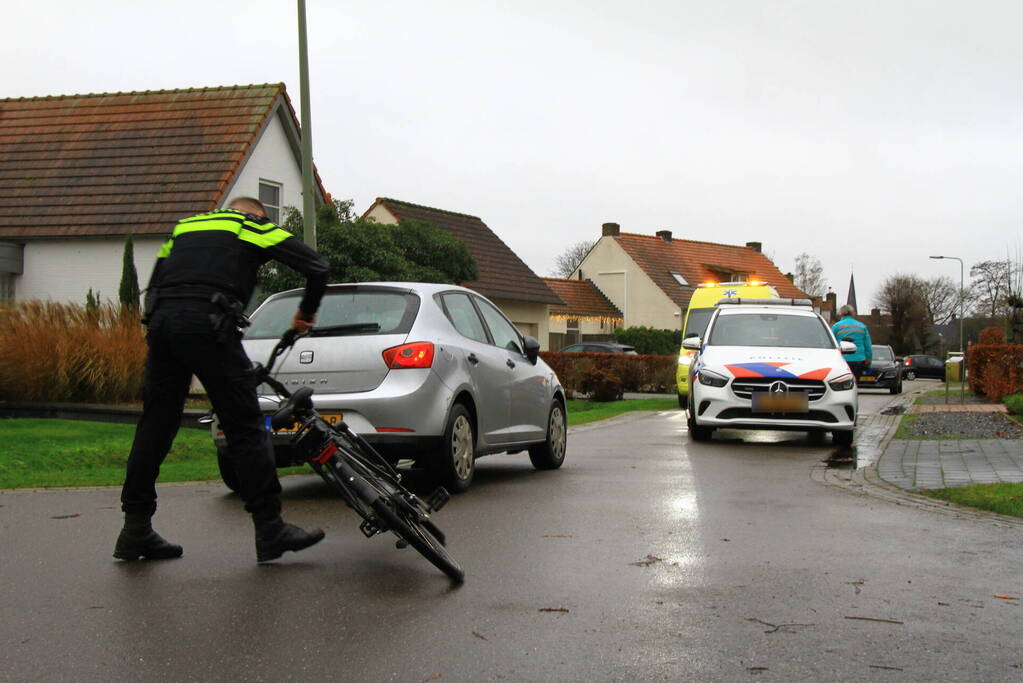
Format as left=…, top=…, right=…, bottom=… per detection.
left=529, top=401, right=567, bottom=470
left=677, top=392, right=688, bottom=410
left=832, top=430, right=854, bottom=447
left=216, top=446, right=240, bottom=493
left=904, top=370, right=916, bottom=381
left=433, top=403, right=476, bottom=494
left=686, top=407, right=713, bottom=442
left=890, top=380, right=902, bottom=395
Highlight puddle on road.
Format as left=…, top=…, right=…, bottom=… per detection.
left=825, top=445, right=858, bottom=469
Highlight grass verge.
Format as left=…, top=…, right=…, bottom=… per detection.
left=567, top=397, right=678, bottom=425
left=3, top=398, right=676, bottom=488
left=920, top=483, right=1023, bottom=519
left=0, top=418, right=302, bottom=490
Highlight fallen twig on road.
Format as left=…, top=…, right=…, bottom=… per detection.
left=844, top=616, right=904, bottom=625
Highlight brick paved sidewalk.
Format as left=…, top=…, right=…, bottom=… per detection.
left=879, top=439, right=1023, bottom=490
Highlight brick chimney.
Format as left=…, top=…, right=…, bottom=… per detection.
left=656, top=230, right=672, bottom=243
left=602, top=222, right=620, bottom=237
left=745, top=241, right=762, bottom=253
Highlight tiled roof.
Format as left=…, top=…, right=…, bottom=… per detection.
left=366, top=198, right=562, bottom=305
left=613, top=233, right=807, bottom=308
left=0, top=84, right=326, bottom=239
left=543, top=278, right=622, bottom=320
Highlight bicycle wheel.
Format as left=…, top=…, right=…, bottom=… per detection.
left=371, top=496, right=464, bottom=583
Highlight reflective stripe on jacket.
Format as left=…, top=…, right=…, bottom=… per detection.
left=148, top=209, right=328, bottom=314
left=831, top=316, right=872, bottom=362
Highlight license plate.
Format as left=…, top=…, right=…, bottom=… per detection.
left=266, top=414, right=342, bottom=434
left=859, top=375, right=876, bottom=382
left=751, top=392, right=808, bottom=414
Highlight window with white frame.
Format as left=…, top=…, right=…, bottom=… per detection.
left=258, top=180, right=283, bottom=223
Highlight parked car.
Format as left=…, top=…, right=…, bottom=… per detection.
left=560, top=342, right=638, bottom=354
left=859, top=344, right=903, bottom=394
left=683, top=298, right=859, bottom=446
left=212, top=282, right=567, bottom=493
left=902, top=354, right=946, bottom=381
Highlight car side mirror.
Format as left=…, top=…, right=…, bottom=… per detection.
left=839, top=341, right=857, bottom=354
left=682, top=337, right=702, bottom=351
left=522, top=335, right=541, bottom=364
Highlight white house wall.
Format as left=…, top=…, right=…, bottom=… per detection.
left=574, top=237, right=682, bottom=331
left=16, top=236, right=164, bottom=304
left=223, top=110, right=305, bottom=219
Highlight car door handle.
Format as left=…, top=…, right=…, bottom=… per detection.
left=506, top=358, right=516, bottom=368
left=467, top=353, right=479, bottom=365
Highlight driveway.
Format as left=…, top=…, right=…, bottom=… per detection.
left=2, top=392, right=1022, bottom=680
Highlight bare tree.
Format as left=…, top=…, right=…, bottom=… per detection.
left=791, top=253, right=828, bottom=298
left=919, top=275, right=960, bottom=325
left=551, top=240, right=596, bottom=278
left=875, top=274, right=931, bottom=354
left=969, top=259, right=1016, bottom=318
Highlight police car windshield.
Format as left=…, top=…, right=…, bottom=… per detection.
left=708, top=313, right=834, bottom=349
left=683, top=308, right=715, bottom=339
left=245, top=289, right=419, bottom=340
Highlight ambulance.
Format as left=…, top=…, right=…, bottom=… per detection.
left=675, top=280, right=779, bottom=408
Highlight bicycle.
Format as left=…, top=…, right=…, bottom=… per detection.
left=244, top=327, right=464, bottom=582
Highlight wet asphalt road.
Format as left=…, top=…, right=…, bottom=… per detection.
left=2, top=387, right=1022, bottom=681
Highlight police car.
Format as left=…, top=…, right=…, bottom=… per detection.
left=683, top=298, right=858, bottom=445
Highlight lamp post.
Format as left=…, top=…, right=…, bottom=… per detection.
left=929, top=255, right=964, bottom=352
left=931, top=255, right=965, bottom=403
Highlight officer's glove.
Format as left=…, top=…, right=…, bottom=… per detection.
left=291, top=310, right=316, bottom=336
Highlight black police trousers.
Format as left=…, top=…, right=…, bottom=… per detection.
left=120, top=307, right=282, bottom=516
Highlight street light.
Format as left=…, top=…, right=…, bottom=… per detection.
left=929, top=255, right=964, bottom=353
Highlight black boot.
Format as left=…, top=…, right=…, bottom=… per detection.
left=253, top=507, right=324, bottom=563
left=113, top=513, right=183, bottom=561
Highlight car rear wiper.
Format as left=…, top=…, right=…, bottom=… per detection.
left=307, top=322, right=381, bottom=337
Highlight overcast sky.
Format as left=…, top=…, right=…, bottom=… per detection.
left=6, top=1, right=1022, bottom=309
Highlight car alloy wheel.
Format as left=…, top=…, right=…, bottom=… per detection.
left=435, top=403, right=476, bottom=493
left=529, top=402, right=567, bottom=470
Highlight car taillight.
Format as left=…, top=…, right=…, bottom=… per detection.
left=905, top=357, right=912, bottom=366
left=382, top=342, right=434, bottom=369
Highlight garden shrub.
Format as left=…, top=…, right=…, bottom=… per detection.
left=966, top=343, right=1023, bottom=401
left=0, top=301, right=146, bottom=403
left=613, top=326, right=680, bottom=356
left=1003, top=394, right=1023, bottom=415
left=540, top=351, right=676, bottom=400
left=979, top=326, right=1006, bottom=345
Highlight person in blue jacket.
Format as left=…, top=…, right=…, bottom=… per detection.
left=832, top=305, right=872, bottom=379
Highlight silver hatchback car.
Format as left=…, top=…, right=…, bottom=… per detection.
left=212, top=282, right=568, bottom=492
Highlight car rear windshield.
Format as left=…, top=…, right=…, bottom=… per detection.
left=708, top=313, right=834, bottom=349
left=245, top=288, right=420, bottom=339
left=873, top=346, right=894, bottom=361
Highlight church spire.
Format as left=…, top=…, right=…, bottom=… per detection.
left=846, top=273, right=858, bottom=313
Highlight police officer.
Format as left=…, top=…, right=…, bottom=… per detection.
left=832, top=305, right=873, bottom=379
left=115, top=197, right=329, bottom=563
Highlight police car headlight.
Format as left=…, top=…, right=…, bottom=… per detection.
left=698, top=369, right=728, bottom=388
left=829, top=373, right=855, bottom=391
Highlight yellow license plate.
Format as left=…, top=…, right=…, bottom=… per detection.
left=267, top=414, right=342, bottom=434
left=752, top=393, right=808, bottom=414
left=859, top=376, right=876, bottom=382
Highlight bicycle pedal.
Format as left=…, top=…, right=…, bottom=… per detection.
left=425, top=486, right=451, bottom=512
left=359, top=518, right=382, bottom=538
left=395, top=539, right=408, bottom=550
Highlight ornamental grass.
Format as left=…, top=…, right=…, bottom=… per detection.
left=0, top=300, right=146, bottom=403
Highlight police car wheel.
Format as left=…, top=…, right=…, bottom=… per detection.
left=216, top=447, right=240, bottom=493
